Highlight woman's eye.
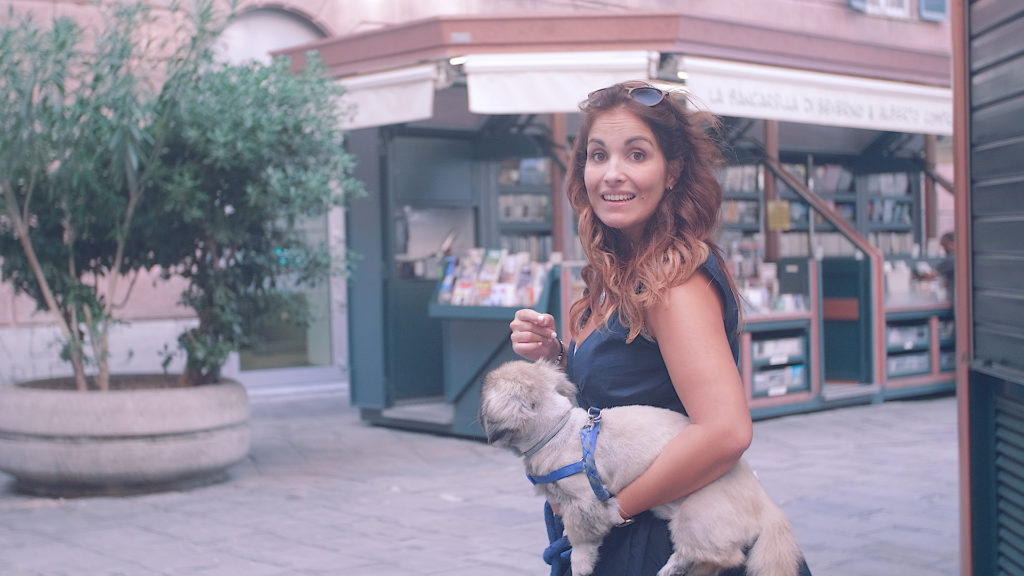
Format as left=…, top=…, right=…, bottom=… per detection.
left=630, top=150, right=647, bottom=161
left=589, top=151, right=606, bottom=162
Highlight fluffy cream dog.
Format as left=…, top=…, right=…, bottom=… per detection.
left=480, top=359, right=804, bottom=576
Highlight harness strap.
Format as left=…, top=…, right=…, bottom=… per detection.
left=528, top=460, right=585, bottom=485
left=580, top=407, right=612, bottom=501
left=526, top=407, right=612, bottom=502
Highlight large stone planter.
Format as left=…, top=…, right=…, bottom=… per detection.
left=0, top=375, right=250, bottom=497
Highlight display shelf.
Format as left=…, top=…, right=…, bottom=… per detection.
left=882, top=302, right=955, bottom=399
left=812, top=192, right=858, bottom=231
left=497, top=184, right=551, bottom=225
left=810, top=163, right=855, bottom=194
left=742, top=315, right=821, bottom=418
left=424, top=266, right=560, bottom=439
left=496, top=158, right=553, bottom=262
left=498, top=221, right=551, bottom=234
left=717, top=164, right=763, bottom=235
left=779, top=191, right=856, bottom=234
left=860, top=171, right=919, bottom=257
left=747, top=324, right=812, bottom=398
left=740, top=259, right=825, bottom=419
left=886, top=322, right=931, bottom=352
left=760, top=155, right=923, bottom=259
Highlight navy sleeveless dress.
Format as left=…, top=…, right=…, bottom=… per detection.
left=557, top=255, right=740, bottom=576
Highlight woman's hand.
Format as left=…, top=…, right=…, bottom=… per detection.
left=510, top=309, right=562, bottom=363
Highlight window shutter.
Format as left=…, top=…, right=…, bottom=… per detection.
left=994, top=390, right=1024, bottom=573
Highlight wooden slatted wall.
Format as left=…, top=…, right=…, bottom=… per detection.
left=965, top=1, right=1024, bottom=574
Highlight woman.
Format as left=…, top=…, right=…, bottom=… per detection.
left=510, top=82, right=802, bottom=575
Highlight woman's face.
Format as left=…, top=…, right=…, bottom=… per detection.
left=583, top=107, right=675, bottom=244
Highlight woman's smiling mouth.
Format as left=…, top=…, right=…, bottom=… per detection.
left=602, top=193, right=636, bottom=202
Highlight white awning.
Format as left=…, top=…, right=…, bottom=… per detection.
left=463, top=51, right=657, bottom=114
left=681, top=56, right=952, bottom=135
left=335, top=63, right=440, bottom=130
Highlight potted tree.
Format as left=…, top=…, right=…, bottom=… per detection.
left=0, top=1, right=360, bottom=496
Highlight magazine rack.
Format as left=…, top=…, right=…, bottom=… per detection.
left=424, top=266, right=560, bottom=438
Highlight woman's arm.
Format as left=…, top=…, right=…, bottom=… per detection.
left=613, top=270, right=752, bottom=519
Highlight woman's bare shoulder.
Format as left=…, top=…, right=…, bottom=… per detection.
left=644, top=268, right=724, bottom=339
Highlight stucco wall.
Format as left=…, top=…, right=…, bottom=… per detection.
left=4, top=1, right=949, bottom=59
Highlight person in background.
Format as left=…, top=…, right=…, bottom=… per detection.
left=916, top=231, right=955, bottom=298
left=509, top=81, right=811, bottom=575
left=936, top=231, right=955, bottom=293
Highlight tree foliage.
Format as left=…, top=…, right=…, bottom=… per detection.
left=147, top=55, right=363, bottom=385
left=0, top=1, right=362, bottom=389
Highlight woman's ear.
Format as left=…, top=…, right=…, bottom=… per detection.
left=666, top=159, right=684, bottom=190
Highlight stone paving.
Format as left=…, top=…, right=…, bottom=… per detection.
left=0, top=390, right=959, bottom=575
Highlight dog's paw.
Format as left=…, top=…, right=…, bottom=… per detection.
left=656, top=552, right=697, bottom=576
left=569, top=543, right=600, bottom=576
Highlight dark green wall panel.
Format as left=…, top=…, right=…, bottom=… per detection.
left=971, top=12, right=1024, bottom=70
left=971, top=57, right=1024, bottom=108
left=971, top=139, right=1024, bottom=180
left=970, top=0, right=1024, bottom=36
left=973, top=219, right=1024, bottom=254
left=972, top=178, right=1024, bottom=216
left=972, top=97, right=1024, bottom=144
left=974, top=256, right=1024, bottom=291
left=968, top=3, right=1024, bottom=574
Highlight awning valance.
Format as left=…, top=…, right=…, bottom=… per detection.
left=681, top=56, right=953, bottom=135
left=335, top=63, right=439, bottom=130
left=332, top=53, right=952, bottom=135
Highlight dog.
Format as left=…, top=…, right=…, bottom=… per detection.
left=479, top=359, right=804, bottom=576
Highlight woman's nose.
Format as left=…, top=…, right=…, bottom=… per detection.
left=603, top=157, right=626, bottom=184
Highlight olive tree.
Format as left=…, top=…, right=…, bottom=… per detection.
left=0, top=2, right=219, bottom=390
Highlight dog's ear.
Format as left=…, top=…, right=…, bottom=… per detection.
left=553, top=371, right=577, bottom=401
left=536, top=359, right=578, bottom=401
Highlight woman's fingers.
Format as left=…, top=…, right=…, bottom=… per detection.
left=511, top=309, right=557, bottom=337
left=510, top=309, right=559, bottom=361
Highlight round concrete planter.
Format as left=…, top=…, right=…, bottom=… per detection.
left=0, top=375, right=250, bottom=497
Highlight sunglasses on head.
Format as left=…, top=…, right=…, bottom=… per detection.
left=588, top=84, right=668, bottom=107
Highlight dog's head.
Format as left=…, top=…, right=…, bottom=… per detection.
left=479, top=359, right=577, bottom=452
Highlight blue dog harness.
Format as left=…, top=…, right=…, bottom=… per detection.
left=527, top=407, right=612, bottom=501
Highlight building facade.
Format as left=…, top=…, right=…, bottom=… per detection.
left=1, top=0, right=953, bottom=397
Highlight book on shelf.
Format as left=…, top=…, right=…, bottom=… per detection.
left=518, top=157, right=551, bottom=186
left=499, top=233, right=552, bottom=262
left=718, top=165, right=759, bottom=193
left=836, top=169, right=855, bottom=192
left=436, top=256, right=458, bottom=304
left=439, top=249, right=551, bottom=307
left=868, top=199, right=913, bottom=225
left=814, top=164, right=853, bottom=192
left=863, top=172, right=910, bottom=196
left=499, top=193, right=550, bottom=222
left=477, top=248, right=505, bottom=283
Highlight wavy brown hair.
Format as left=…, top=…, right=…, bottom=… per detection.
left=567, top=82, right=737, bottom=343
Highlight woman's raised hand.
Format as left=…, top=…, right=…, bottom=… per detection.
left=509, top=309, right=561, bottom=362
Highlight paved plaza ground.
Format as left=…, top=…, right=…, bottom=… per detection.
left=0, top=388, right=959, bottom=575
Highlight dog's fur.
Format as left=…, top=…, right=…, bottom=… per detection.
left=480, top=359, right=804, bottom=576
